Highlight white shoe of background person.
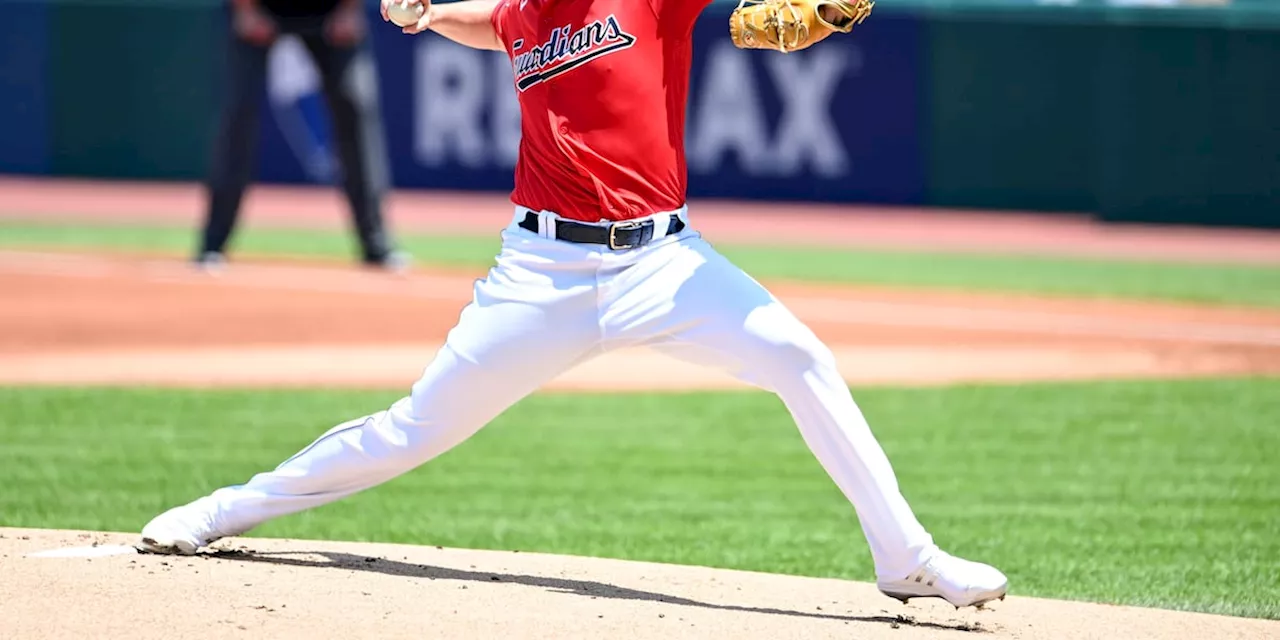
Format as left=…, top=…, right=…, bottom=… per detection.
left=191, top=251, right=226, bottom=275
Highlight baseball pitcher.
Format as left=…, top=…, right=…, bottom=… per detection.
left=139, top=0, right=1008, bottom=609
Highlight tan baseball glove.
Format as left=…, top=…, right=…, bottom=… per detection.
left=729, top=0, right=873, bottom=53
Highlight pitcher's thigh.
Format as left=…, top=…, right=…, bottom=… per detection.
left=657, top=304, right=836, bottom=391
left=407, top=282, right=598, bottom=427
left=652, top=242, right=838, bottom=390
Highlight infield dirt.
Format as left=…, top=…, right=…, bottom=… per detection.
left=2, top=251, right=1279, bottom=390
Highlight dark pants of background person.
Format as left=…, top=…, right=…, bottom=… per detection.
left=199, top=17, right=395, bottom=264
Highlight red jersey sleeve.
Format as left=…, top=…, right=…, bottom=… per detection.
left=490, top=0, right=509, bottom=49
left=650, top=0, right=713, bottom=36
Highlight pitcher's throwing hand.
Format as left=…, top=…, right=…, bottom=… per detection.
left=382, top=0, right=431, bottom=33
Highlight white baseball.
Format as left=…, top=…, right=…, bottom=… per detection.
left=387, top=0, right=425, bottom=28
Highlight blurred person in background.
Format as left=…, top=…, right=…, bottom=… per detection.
left=196, top=0, right=408, bottom=272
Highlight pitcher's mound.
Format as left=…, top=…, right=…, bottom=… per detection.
left=1, top=528, right=1272, bottom=639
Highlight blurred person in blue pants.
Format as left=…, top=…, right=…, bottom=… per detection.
left=197, top=0, right=408, bottom=272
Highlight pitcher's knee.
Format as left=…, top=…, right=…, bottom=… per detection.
left=748, top=333, right=838, bottom=381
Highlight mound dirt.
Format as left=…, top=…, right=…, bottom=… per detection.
left=3, top=528, right=1275, bottom=640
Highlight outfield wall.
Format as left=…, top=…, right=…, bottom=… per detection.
left=0, top=0, right=1276, bottom=227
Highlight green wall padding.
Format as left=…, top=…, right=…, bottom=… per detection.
left=925, top=18, right=1097, bottom=213
left=1094, top=24, right=1280, bottom=227
left=49, top=3, right=225, bottom=180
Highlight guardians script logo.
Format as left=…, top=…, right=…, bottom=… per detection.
left=511, top=15, right=636, bottom=91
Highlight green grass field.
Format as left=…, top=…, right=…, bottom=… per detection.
left=4, top=220, right=1280, bottom=307
left=1, top=379, right=1277, bottom=619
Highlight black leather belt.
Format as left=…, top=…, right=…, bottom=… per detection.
left=519, top=211, right=686, bottom=250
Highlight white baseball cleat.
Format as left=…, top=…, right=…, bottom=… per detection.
left=136, top=496, right=232, bottom=555
left=878, top=551, right=1009, bottom=608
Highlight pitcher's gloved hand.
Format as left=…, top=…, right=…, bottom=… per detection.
left=729, top=0, right=873, bottom=53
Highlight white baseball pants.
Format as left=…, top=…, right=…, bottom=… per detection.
left=203, top=207, right=937, bottom=579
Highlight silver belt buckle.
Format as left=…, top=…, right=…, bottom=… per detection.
left=607, top=220, right=645, bottom=250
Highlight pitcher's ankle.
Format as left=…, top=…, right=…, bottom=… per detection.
left=875, top=542, right=940, bottom=581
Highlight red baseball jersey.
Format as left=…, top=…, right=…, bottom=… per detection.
left=491, top=0, right=713, bottom=222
